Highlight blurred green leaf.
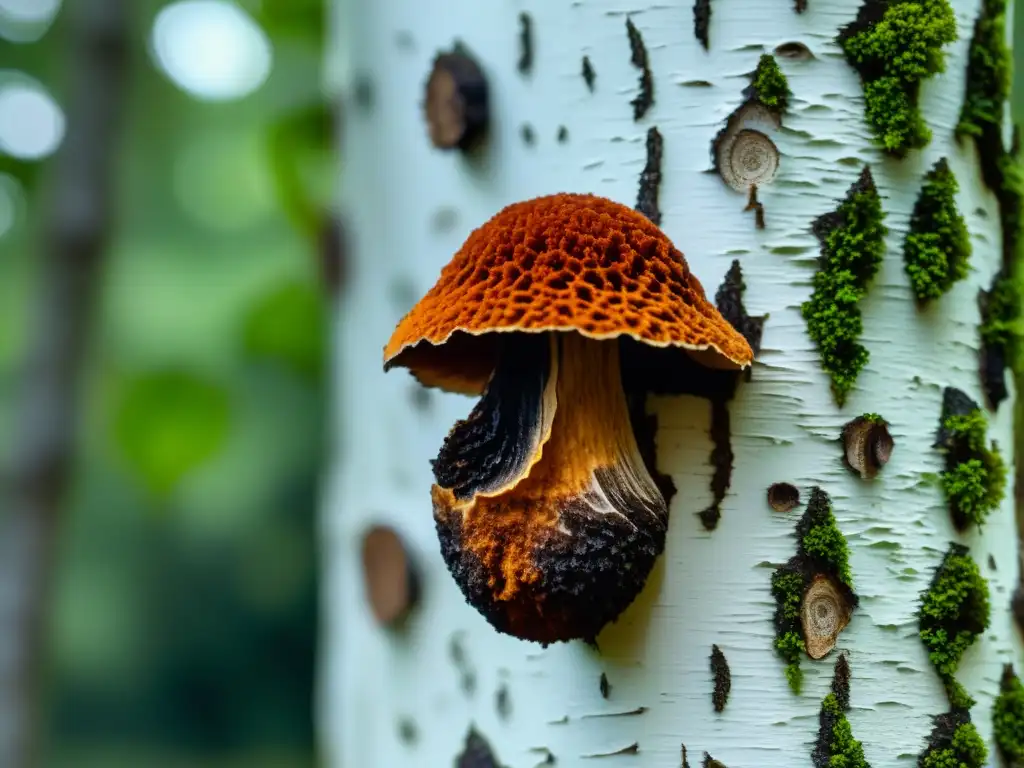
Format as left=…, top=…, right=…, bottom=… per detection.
left=113, top=370, right=231, bottom=497
left=265, top=102, right=332, bottom=239
left=242, top=281, right=325, bottom=380
left=244, top=0, right=323, bottom=42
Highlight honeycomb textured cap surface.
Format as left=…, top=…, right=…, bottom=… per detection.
left=383, top=193, right=754, bottom=372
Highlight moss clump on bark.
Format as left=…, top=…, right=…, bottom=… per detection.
left=813, top=655, right=870, bottom=767
left=750, top=54, right=790, bottom=112
left=802, top=166, right=887, bottom=406
left=771, top=488, right=857, bottom=694
left=920, top=710, right=987, bottom=768
left=919, top=543, right=990, bottom=710
left=904, top=158, right=971, bottom=303
left=955, top=0, right=1023, bottom=409
left=838, top=0, right=957, bottom=156
left=994, top=664, right=1024, bottom=763
left=935, top=388, right=1006, bottom=530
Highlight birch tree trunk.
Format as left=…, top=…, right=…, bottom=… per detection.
left=323, top=0, right=1023, bottom=765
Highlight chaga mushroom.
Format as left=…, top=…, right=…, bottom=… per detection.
left=383, top=193, right=754, bottom=644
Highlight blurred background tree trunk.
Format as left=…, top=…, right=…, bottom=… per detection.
left=323, top=0, right=1024, bottom=765
left=0, top=1, right=128, bottom=765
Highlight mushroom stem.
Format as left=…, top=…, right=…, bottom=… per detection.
left=433, top=331, right=668, bottom=643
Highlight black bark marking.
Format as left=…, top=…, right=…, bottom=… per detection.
left=457, top=727, right=507, bottom=767
left=582, top=55, right=596, bottom=91
left=745, top=184, right=766, bottom=229
left=794, top=0, right=808, bottom=11
left=681, top=745, right=692, bottom=768
left=699, top=260, right=766, bottom=530
left=582, top=707, right=648, bottom=718
left=496, top=682, right=511, bottom=721
left=599, top=672, right=611, bottom=699
left=625, top=390, right=677, bottom=507
left=518, top=12, right=534, bottom=75
left=625, top=18, right=654, bottom=120
left=448, top=633, right=478, bottom=696
left=694, top=0, right=711, bottom=50
left=397, top=717, right=418, bottom=745
left=529, top=747, right=557, bottom=765
left=557, top=125, right=569, bottom=143
left=636, top=126, right=663, bottom=225
left=521, top=123, right=536, bottom=146
left=710, top=644, right=731, bottom=712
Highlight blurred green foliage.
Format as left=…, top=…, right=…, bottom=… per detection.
left=1, top=0, right=330, bottom=764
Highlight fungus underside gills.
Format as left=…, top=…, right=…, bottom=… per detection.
left=837, top=0, right=957, bottom=156
left=813, top=654, right=869, bottom=768
left=625, top=18, right=653, bottom=120
left=771, top=487, right=857, bottom=694
left=904, top=158, right=970, bottom=304
left=802, top=166, right=886, bottom=406
left=433, top=332, right=668, bottom=644
left=919, top=710, right=987, bottom=768
left=994, top=664, right=1024, bottom=764
left=918, top=543, right=990, bottom=710
left=934, top=387, right=1006, bottom=531
left=956, top=0, right=1023, bottom=409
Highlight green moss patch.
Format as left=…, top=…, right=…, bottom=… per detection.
left=838, top=0, right=957, bottom=156
left=956, top=0, right=1022, bottom=409
left=934, top=387, right=1006, bottom=530
left=918, top=543, right=990, bottom=710
left=802, top=166, right=887, bottom=406
left=748, top=54, right=790, bottom=113
left=919, top=710, right=987, bottom=768
left=813, top=655, right=870, bottom=768
left=994, top=664, right=1024, bottom=764
left=771, top=487, right=858, bottom=694
left=903, top=158, right=970, bottom=303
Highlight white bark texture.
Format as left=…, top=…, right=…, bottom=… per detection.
left=323, top=1, right=1022, bottom=765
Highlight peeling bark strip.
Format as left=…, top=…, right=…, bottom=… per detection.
left=457, top=727, right=507, bottom=768
left=517, top=12, right=534, bottom=75
left=693, top=0, right=711, bottom=50
left=625, top=18, right=653, bottom=120
left=635, top=127, right=663, bottom=225
left=710, top=644, right=731, bottom=713
left=934, top=387, right=1006, bottom=531
left=584, top=743, right=640, bottom=758
left=813, top=654, right=869, bottom=767
left=770, top=487, right=858, bottom=693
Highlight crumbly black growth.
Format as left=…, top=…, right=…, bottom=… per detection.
left=626, top=18, right=654, bottom=119
left=832, top=653, right=851, bottom=710
left=694, top=0, right=711, bottom=49
left=436, top=485, right=665, bottom=645
left=457, top=727, right=507, bottom=768
left=636, top=127, right=663, bottom=225
left=682, top=745, right=692, bottom=767
left=698, top=261, right=766, bottom=530
left=432, top=335, right=551, bottom=500
left=517, top=12, right=533, bottom=75
left=582, top=55, right=596, bottom=91
left=710, top=644, right=731, bottom=712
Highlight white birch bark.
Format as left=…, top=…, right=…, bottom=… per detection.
left=322, top=0, right=1023, bottom=765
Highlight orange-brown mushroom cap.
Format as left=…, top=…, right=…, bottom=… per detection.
left=383, top=193, right=754, bottom=394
